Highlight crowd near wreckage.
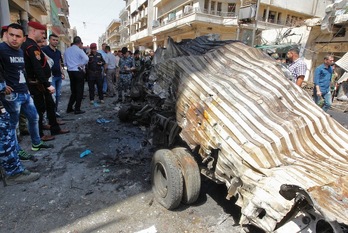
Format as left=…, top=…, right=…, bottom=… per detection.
left=118, top=35, right=348, bottom=233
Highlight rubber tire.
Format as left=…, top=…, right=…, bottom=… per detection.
left=151, top=149, right=184, bottom=210
left=171, top=147, right=201, bottom=204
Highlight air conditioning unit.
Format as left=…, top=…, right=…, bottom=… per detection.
left=184, top=5, right=193, bottom=15
left=152, top=20, right=160, bottom=28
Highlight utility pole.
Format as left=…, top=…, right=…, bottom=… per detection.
left=251, top=0, right=260, bottom=47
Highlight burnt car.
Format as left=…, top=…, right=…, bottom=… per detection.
left=119, top=35, right=348, bottom=233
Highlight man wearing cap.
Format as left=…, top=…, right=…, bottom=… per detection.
left=104, top=45, right=117, bottom=97
left=64, top=36, right=89, bottom=114
left=0, top=23, right=52, bottom=160
left=86, top=42, right=105, bottom=104
left=118, top=47, right=135, bottom=102
left=22, top=21, right=69, bottom=139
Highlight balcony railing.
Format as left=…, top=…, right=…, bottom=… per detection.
left=257, top=16, right=305, bottom=27
left=241, top=0, right=257, bottom=7
left=186, top=7, right=236, bottom=18
left=155, top=7, right=236, bottom=28
left=107, top=30, right=120, bottom=39
left=29, top=0, right=47, bottom=13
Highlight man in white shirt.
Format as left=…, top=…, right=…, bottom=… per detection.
left=64, top=36, right=89, bottom=114
left=104, top=45, right=117, bottom=97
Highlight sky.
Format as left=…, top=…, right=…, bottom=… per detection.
left=68, top=0, right=123, bottom=46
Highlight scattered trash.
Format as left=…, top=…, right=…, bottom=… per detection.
left=96, top=118, right=111, bottom=124
left=85, top=190, right=93, bottom=196
left=93, top=102, right=99, bottom=107
left=134, top=225, right=157, bottom=233
left=80, top=149, right=92, bottom=158
left=103, top=168, right=110, bottom=173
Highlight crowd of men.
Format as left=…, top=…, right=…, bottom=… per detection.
left=0, top=21, right=155, bottom=186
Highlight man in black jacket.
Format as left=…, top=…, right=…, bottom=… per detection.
left=21, top=21, right=69, bottom=141
left=86, top=43, right=106, bottom=104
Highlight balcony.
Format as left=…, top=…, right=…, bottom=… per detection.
left=255, top=16, right=305, bottom=29
left=29, top=0, right=47, bottom=14
left=58, top=9, right=70, bottom=28
left=51, top=23, right=69, bottom=37
left=153, top=6, right=238, bottom=32
left=241, top=0, right=257, bottom=7
left=107, top=30, right=120, bottom=40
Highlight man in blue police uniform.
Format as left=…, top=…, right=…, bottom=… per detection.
left=118, top=47, right=135, bottom=102
left=86, top=43, right=106, bottom=104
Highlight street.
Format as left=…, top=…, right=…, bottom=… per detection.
left=0, top=78, right=347, bottom=233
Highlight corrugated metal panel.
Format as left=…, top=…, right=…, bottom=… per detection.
left=151, top=36, right=348, bottom=231
left=336, top=52, right=348, bottom=72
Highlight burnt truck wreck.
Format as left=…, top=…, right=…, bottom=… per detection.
left=119, top=35, right=348, bottom=232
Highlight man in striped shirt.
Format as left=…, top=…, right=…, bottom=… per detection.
left=287, top=48, right=307, bottom=87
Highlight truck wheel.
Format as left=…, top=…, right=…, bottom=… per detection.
left=171, top=147, right=201, bottom=205
left=151, top=149, right=183, bottom=210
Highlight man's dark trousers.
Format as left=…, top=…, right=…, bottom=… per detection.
left=67, top=70, right=85, bottom=112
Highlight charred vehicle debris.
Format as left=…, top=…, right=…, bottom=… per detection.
left=118, top=35, right=348, bottom=233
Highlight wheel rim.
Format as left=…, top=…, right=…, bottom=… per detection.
left=154, top=162, right=168, bottom=198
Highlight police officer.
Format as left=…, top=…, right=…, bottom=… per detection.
left=133, top=49, right=145, bottom=78
left=86, top=43, right=106, bottom=104
left=118, top=47, right=135, bottom=102
left=21, top=21, right=69, bottom=140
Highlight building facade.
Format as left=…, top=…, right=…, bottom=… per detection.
left=0, top=0, right=71, bottom=50
left=117, top=0, right=330, bottom=52
left=47, top=0, right=71, bottom=52
left=105, top=19, right=121, bottom=52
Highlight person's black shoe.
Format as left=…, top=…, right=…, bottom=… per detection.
left=74, top=110, right=85, bottom=115
left=66, top=108, right=74, bottom=113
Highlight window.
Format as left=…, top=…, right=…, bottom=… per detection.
left=269, top=11, right=276, bottom=23
left=228, top=3, right=236, bottom=13
left=211, top=1, right=216, bottom=11
left=204, top=0, right=209, bottom=10
left=217, top=2, right=222, bottom=15
left=277, top=13, right=282, bottom=24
